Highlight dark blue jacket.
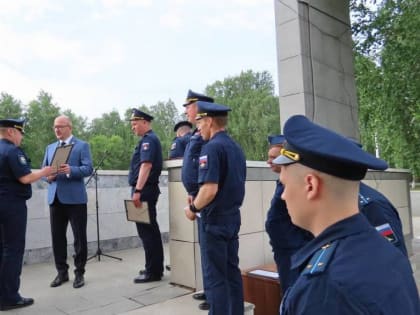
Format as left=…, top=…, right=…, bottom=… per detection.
left=128, top=130, right=162, bottom=200
left=0, top=139, right=32, bottom=200
left=181, top=129, right=204, bottom=197
left=169, top=132, right=192, bottom=159
left=280, top=213, right=420, bottom=315
left=198, top=131, right=246, bottom=224
left=359, top=182, right=407, bottom=256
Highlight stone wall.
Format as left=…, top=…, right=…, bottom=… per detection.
left=24, top=170, right=169, bottom=264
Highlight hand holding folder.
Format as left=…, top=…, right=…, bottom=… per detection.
left=124, top=200, right=150, bottom=224
left=50, top=144, right=73, bottom=173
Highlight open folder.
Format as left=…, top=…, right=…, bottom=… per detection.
left=124, top=200, right=150, bottom=224
left=50, top=144, right=73, bottom=171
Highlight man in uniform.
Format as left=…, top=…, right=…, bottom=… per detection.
left=128, top=109, right=164, bottom=283
left=181, top=90, right=214, bottom=311
left=266, top=136, right=409, bottom=295
left=0, top=119, right=53, bottom=311
left=184, top=101, right=246, bottom=315
left=43, top=115, right=93, bottom=289
left=264, top=135, right=312, bottom=293
left=273, top=115, right=419, bottom=314
left=169, top=120, right=192, bottom=159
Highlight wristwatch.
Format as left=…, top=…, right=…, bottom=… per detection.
left=189, top=203, right=200, bottom=213
left=134, top=188, right=142, bottom=193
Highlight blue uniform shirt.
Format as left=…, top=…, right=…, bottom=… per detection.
left=128, top=130, right=162, bottom=199
left=265, top=180, right=313, bottom=290
left=280, top=213, right=420, bottom=315
left=359, top=182, right=407, bottom=256
left=181, top=129, right=205, bottom=196
left=0, top=139, right=32, bottom=200
left=197, top=131, right=246, bottom=223
left=169, top=132, right=192, bottom=159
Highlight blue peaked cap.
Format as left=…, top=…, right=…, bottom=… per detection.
left=0, top=118, right=25, bottom=134
left=129, top=108, right=154, bottom=122
left=268, top=135, right=285, bottom=146
left=273, top=115, right=388, bottom=180
left=173, top=120, right=193, bottom=132
left=195, top=101, right=231, bottom=120
left=183, top=90, right=214, bottom=106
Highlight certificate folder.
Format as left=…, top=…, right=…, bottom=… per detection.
left=51, top=144, right=73, bottom=170
left=124, top=200, right=150, bottom=224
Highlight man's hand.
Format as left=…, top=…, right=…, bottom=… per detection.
left=133, top=192, right=142, bottom=208
left=184, top=205, right=196, bottom=221
left=57, top=163, right=71, bottom=175
left=187, top=195, right=194, bottom=205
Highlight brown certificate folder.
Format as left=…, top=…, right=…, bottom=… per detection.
left=124, top=200, right=150, bottom=224
left=50, top=144, right=73, bottom=171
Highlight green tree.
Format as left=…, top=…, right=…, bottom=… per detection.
left=89, top=134, right=129, bottom=170
left=205, top=70, right=280, bottom=160
left=148, top=100, right=181, bottom=159
left=23, top=91, right=61, bottom=167
left=352, top=0, right=420, bottom=179
left=0, top=93, right=24, bottom=118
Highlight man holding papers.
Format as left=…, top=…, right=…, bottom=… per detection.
left=128, top=108, right=164, bottom=283
left=42, top=115, right=93, bottom=289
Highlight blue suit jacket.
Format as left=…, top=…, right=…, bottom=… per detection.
left=42, top=137, right=93, bottom=205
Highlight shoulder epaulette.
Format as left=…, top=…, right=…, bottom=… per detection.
left=302, top=242, right=338, bottom=276
left=358, top=193, right=371, bottom=206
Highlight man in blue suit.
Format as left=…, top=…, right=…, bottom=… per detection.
left=42, top=115, right=93, bottom=289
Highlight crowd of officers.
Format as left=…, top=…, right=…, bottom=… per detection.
left=0, top=89, right=419, bottom=314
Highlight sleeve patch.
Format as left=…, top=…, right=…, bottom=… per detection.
left=375, top=223, right=397, bottom=244
left=171, top=142, right=176, bottom=150
left=142, top=142, right=150, bottom=151
left=18, top=155, right=27, bottom=165
left=199, top=155, right=208, bottom=169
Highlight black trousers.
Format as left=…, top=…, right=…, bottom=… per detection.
left=50, top=197, right=87, bottom=276
left=135, top=198, right=164, bottom=276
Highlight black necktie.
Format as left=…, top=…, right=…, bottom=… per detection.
left=60, top=141, right=66, bottom=146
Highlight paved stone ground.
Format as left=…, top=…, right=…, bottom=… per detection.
left=4, top=219, right=420, bottom=314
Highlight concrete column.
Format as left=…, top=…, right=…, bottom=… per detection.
left=275, top=0, right=358, bottom=139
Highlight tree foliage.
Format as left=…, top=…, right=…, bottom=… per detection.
left=205, top=70, right=280, bottom=161
left=352, top=0, right=420, bottom=179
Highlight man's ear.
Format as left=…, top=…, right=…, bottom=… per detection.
left=305, top=173, right=321, bottom=200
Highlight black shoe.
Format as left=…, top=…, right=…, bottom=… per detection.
left=0, top=297, right=34, bottom=311
left=133, top=273, right=162, bottom=283
left=139, top=269, right=146, bottom=275
left=198, top=301, right=210, bottom=311
left=192, top=292, right=207, bottom=300
left=73, top=274, right=85, bottom=288
left=50, top=273, right=69, bottom=287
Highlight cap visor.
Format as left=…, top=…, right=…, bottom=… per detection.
left=272, top=155, right=296, bottom=165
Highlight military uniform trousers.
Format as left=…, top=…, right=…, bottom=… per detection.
left=50, top=197, right=88, bottom=276
left=197, top=216, right=209, bottom=299
left=200, top=221, right=244, bottom=315
left=0, top=199, right=27, bottom=304
left=135, top=198, right=164, bottom=277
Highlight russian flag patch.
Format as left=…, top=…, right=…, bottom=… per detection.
left=375, top=223, right=397, bottom=244
left=199, top=155, right=208, bottom=169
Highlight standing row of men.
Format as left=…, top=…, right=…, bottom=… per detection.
left=1, top=91, right=420, bottom=314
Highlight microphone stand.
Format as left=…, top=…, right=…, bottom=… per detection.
left=87, top=152, right=122, bottom=262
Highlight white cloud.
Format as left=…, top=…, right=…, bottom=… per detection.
left=159, top=9, right=183, bottom=29
left=100, top=0, right=152, bottom=10
left=0, top=0, right=61, bottom=21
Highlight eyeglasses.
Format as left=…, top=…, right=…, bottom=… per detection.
left=53, top=125, right=69, bottom=130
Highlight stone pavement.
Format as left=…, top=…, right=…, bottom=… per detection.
left=5, top=219, right=420, bottom=314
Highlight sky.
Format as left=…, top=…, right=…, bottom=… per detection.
left=0, top=0, right=278, bottom=121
